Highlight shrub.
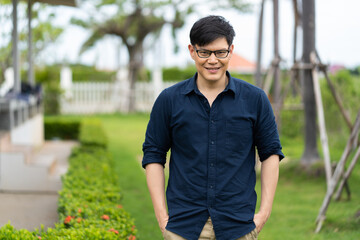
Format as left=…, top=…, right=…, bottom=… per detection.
left=43, top=83, right=62, bottom=115
left=54, top=146, right=136, bottom=240
left=322, top=70, right=360, bottom=133
left=44, top=119, right=80, bottom=140
left=0, top=119, right=136, bottom=239
left=228, top=71, right=255, bottom=84
left=79, top=119, right=107, bottom=148
left=70, top=64, right=116, bottom=82
left=0, top=224, right=36, bottom=239
left=162, top=66, right=197, bottom=81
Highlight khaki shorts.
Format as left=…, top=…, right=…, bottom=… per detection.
left=163, top=217, right=258, bottom=240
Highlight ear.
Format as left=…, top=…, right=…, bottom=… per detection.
left=188, top=44, right=196, bottom=60
left=228, top=44, right=234, bottom=60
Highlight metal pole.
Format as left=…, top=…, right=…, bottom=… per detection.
left=28, top=0, right=34, bottom=85
left=12, top=0, right=21, bottom=93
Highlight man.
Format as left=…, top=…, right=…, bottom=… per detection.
left=142, top=15, right=284, bottom=240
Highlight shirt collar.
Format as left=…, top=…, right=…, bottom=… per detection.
left=182, top=71, right=236, bottom=96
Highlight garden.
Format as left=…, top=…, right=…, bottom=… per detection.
left=1, top=0, right=359, bottom=238
left=96, top=112, right=360, bottom=240
left=0, top=119, right=137, bottom=239
left=0, top=71, right=359, bottom=240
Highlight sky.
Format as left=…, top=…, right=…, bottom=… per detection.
left=45, top=0, right=360, bottom=71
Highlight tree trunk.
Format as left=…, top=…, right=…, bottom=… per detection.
left=292, top=0, right=300, bottom=64
left=301, top=0, right=319, bottom=165
left=127, top=43, right=143, bottom=112
left=255, top=0, right=265, bottom=87
left=291, top=0, right=300, bottom=97
left=273, top=0, right=282, bottom=124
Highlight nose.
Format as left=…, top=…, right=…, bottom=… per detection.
left=207, top=53, right=218, bottom=63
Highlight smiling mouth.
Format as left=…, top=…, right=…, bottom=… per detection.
left=205, top=67, right=221, bottom=71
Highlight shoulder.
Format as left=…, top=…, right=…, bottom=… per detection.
left=231, top=77, right=264, bottom=99
left=161, top=78, right=192, bottom=96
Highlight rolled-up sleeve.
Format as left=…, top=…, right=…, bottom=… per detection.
left=254, top=90, right=285, bottom=162
left=142, top=89, right=172, bottom=168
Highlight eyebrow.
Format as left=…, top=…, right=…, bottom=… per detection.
left=197, top=48, right=229, bottom=51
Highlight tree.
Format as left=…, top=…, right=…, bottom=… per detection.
left=71, top=0, right=251, bottom=112
left=301, top=0, right=320, bottom=165
left=0, top=0, right=13, bottom=84
left=0, top=0, right=63, bottom=84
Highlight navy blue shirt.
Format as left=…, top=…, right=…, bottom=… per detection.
left=142, top=72, right=284, bottom=240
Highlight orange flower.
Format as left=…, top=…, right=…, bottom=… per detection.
left=78, top=208, right=82, bottom=213
left=64, top=215, right=72, bottom=224
left=77, top=217, right=82, bottom=223
left=108, top=228, right=119, bottom=234
left=131, top=225, right=136, bottom=231
left=101, top=214, right=110, bottom=220
left=117, top=205, right=123, bottom=209
left=37, top=237, right=42, bottom=240
left=128, top=235, right=136, bottom=240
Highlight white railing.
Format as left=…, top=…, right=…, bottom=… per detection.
left=60, top=81, right=177, bottom=114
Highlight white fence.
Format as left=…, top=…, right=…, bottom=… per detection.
left=60, top=81, right=176, bottom=114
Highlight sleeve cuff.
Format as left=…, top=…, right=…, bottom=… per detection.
left=142, top=151, right=167, bottom=169
left=259, top=149, right=285, bottom=162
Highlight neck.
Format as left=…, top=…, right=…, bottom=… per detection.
left=197, top=75, right=228, bottom=93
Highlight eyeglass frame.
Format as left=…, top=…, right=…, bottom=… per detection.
left=193, top=46, right=231, bottom=59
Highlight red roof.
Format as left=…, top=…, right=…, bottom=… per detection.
left=228, top=53, right=257, bottom=74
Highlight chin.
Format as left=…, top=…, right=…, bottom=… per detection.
left=204, top=72, right=225, bottom=81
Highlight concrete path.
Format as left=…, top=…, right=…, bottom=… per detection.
left=0, top=192, right=58, bottom=231
left=0, top=140, right=78, bottom=231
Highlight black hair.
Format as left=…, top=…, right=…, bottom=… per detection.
left=190, top=15, right=235, bottom=47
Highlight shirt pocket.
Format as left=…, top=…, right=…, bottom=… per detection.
left=225, top=120, right=253, bottom=155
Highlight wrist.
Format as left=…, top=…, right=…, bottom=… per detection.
left=156, top=211, right=169, bottom=222
left=257, top=209, right=271, bottom=220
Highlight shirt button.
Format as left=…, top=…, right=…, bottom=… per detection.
left=211, top=141, right=214, bottom=145
left=211, top=120, right=215, bottom=124
left=210, top=185, right=213, bottom=189
left=210, top=163, right=214, bottom=167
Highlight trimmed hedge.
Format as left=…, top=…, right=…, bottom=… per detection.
left=79, top=119, right=107, bottom=148
left=0, top=119, right=136, bottom=239
left=52, top=146, right=136, bottom=239
left=44, top=119, right=80, bottom=140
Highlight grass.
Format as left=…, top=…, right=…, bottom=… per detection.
left=264, top=135, right=360, bottom=240
left=99, top=114, right=360, bottom=240
left=47, top=114, right=360, bottom=239
left=98, top=114, right=163, bottom=240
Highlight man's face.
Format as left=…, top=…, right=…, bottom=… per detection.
left=189, top=37, right=233, bottom=84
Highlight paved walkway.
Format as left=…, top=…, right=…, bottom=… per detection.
left=0, top=192, right=58, bottom=231
left=0, top=140, right=78, bottom=231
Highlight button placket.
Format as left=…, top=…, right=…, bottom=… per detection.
left=207, top=102, right=217, bottom=210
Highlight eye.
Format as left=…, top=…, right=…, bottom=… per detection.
left=216, top=50, right=228, bottom=56
left=198, top=50, right=210, bottom=56
left=217, top=50, right=228, bottom=54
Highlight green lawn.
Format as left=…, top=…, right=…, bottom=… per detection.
left=57, top=114, right=359, bottom=240
left=98, top=114, right=163, bottom=240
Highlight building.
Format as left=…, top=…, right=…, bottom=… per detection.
left=0, top=0, right=77, bottom=192
left=228, top=52, right=257, bottom=74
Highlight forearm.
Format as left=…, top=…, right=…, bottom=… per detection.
left=259, top=154, right=279, bottom=216
left=145, top=163, right=168, bottom=231
left=254, top=154, right=279, bottom=232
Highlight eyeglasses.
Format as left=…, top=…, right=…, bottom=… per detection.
left=193, top=46, right=230, bottom=59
